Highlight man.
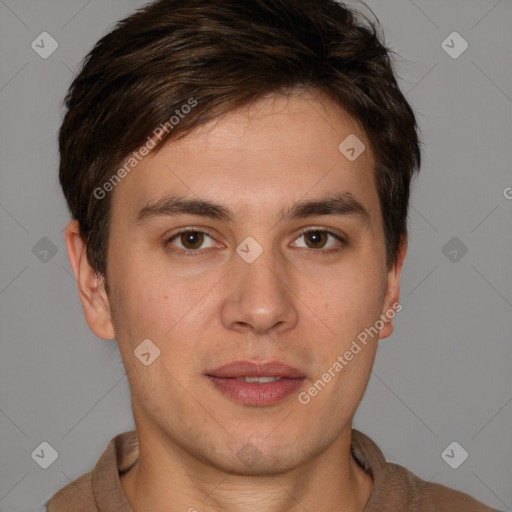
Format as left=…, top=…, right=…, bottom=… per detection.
left=47, top=0, right=499, bottom=510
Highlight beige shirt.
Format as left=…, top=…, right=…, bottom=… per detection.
left=46, top=429, right=499, bottom=511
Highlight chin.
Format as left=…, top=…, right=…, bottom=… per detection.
left=213, top=452, right=304, bottom=477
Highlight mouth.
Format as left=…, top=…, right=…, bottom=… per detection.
left=205, top=360, right=306, bottom=406
left=233, top=376, right=284, bottom=383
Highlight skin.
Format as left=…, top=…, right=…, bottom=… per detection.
left=65, top=90, right=407, bottom=512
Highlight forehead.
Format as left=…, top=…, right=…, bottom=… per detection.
left=110, top=91, right=379, bottom=226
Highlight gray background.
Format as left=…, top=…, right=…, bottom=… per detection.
left=0, top=0, right=511, bottom=510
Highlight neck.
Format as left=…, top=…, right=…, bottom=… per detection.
left=120, top=425, right=373, bottom=512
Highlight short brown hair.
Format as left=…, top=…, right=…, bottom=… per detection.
left=59, top=0, right=421, bottom=278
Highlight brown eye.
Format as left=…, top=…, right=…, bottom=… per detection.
left=304, top=230, right=328, bottom=249
left=291, top=229, right=346, bottom=253
left=179, top=231, right=205, bottom=249
left=166, top=229, right=217, bottom=255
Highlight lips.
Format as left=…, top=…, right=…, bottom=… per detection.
left=205, top=360, right=306, bottom=406
left=206, top=360, right=305, bottom=379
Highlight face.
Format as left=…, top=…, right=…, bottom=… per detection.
left=68, top=90, right=406, bottom=475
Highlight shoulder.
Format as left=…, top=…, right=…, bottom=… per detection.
left=45, top=430, right=137, bottom=512
left=351, top=430, right=498, bottom=511
left=45, top=470, right=98, bottom=512
left=387, top=461, right=498, bottom=511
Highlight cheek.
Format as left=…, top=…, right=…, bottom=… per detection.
left=109, top=250, right=172, bottom=321
left=109, top=260, right=211, bottom=382
left=308, top=264, right=386, bottom=335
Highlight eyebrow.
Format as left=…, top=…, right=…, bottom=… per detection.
left=135, top=192, right=371, bottom=227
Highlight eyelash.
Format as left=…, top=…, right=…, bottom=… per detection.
left=165, top=227, right=347, bottom=257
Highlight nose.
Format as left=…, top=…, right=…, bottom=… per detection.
left=220, top=245, right=299, bottom=335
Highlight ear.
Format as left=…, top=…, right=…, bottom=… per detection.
left=378, top=236, right=407, bottom=340
left=64, top=220, right=115, bottom=340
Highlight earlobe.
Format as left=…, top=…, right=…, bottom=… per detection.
left=379, top=236, right=408, bottom=340
left=64, top=220, right=116, bottom=340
